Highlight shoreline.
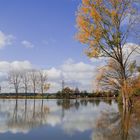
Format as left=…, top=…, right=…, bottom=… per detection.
left=0, top=96, right=117, bottom=100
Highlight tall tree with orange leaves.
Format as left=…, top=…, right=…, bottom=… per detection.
left=76, top=0, right=140, bottom=109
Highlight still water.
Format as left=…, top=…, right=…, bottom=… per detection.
left=0, top=99, right=139, bottom=140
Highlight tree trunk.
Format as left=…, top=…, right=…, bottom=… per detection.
left=121, top=105, right=131, bottom=140
left=41, top=87, right=44, bottom=100
left=121, top=80, right=132, bottom=110
left=16, top=88, right=18, bottom=99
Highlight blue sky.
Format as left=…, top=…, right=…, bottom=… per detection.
left=0, top=0, right=93, bottom=68
left=0, top=0, right=139, bottom=93
left=0, top=0, right=100, bottom=92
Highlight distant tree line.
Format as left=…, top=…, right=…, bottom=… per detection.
left=55, top=86, right=118, bottom=99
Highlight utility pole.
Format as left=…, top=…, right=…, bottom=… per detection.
left=0, top=86, right=1, bottom=94
left=62, top=80, right=65, bottom=91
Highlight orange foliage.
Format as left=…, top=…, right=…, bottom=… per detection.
left=76, top=0, right=131, bottom=58
left=130, top=75, right=140, bottom=94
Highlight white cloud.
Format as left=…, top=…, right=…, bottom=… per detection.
left=123, top=43, right=140, bottom=65
left=0, top=31, right=15, bottom=48
left=22, top=40, right=34, bottom=48
left=45, top=68, right=62, bottom=80
left=61, top=61, right=94, bottom=72
left=0, top=61, right=33, bottom=92
left=45, top=59, right=100, bottom=93
left=0, top=60, right=33, bottom=72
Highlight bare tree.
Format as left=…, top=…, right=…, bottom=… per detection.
left=21, top=70, right=30, bottom=96
left=8, top=69, right=22, bottom=98
left=30, top=69, right=39, bottom=97
left=38, top=70, right=50, bottom=98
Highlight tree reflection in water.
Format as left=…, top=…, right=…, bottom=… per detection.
left=93, top=104, right=140, bottom=140
left=56, top=99, right=140, bottom=140
left=6, top=99, right=50, bottom=133
left=0, top=99, right=139, bottom=140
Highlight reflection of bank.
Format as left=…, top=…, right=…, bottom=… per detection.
left=93, top=106, right=140, bottom=140
left=56, top=99, right=110, bottom=134
left=57, top=99, right=80, bottom=119
left=57, top=99, right=112, bottom=120
left=0, top=99, right=114, bottom=135
left=25, top=98, right=27, bottom=121
left=0, top=99, right=139, bottom=139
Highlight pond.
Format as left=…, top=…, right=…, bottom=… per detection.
left=0, top=99, right=139, bottom=140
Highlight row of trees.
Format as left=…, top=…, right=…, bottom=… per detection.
left=56, top=86, right=117, bottom=98
left=8, top=69, right=50, bottom=98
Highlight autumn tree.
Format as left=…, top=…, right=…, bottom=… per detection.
left=76, top=0, right=140, bottom=108
left=129, top=72, right=140, bottom=96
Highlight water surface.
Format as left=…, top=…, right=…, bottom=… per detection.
left=0, top=99, right=139, bottom=140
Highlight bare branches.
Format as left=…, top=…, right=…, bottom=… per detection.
left=8, top=69, right=50, bottom=96
left=30, top=69, right=39, bottom=95
left=8, top=69, right=22, bottom=96
left=21, top=70, right=30, bottom=94
left=38, top=70, right=50, bottom=96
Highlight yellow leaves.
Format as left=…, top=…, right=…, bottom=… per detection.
left=76, top=14, right=89, bottom=29
left=76, top=0, right=130, bottom=59
left=104, top=8, right=111, bottom=17
left=92, top=48, right=100, bottom=57
left=44, top=83, right=50, bottom=91
left=86, top=47, right=100, bottom=58
left=76, top=0, right=103, bottom=53
left=76, top=32, right=88, bottom=44
left=96, top=69, right=105, bottom=81
left=131, top=75, right=140, bottom=91
left=109, top=0, right=120, bottom=8
left=81, top=6, right=89, bottom=14
left=96, top=0, right=103, bottom=5
left=90, top=25, right=94, bottom=31
left=110, top=9, right=118, bottom=25
left=76, top=14, right=91, bottom=44
left=111, top=10, right=117, bottom=17
left=109, top=78, right=116, bottom=86
left=90, top=8, right=101, bottom=22
left=76, top=15, right=84, bottom=27
left=82, top=0, right=90, bottom=6
left=94, top=28, right=102, bottom=41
